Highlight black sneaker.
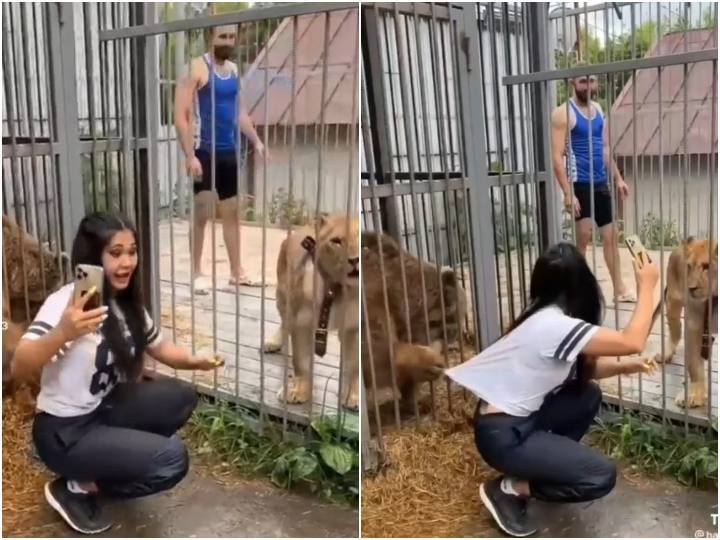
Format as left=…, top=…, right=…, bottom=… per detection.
left=479, top=477, right=537, bottom=537
left=44, top=478, right=113, bottom=535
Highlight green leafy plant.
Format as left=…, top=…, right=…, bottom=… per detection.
left=186, top=399, right=358, bottom=504
left=638, top=212, right=679, bottom=249
left=590, top=412, right=718, bottom=489
left=267, top=188, right=310, bottom=227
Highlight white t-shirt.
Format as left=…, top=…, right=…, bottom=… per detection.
left=445, top=305, right=599, bottom=417
left=22, top=283, right=162, bottom=417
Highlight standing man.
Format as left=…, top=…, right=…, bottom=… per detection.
left=551, top=70, right=635, bottom=303
left=175, top=24, right=265, bottom=290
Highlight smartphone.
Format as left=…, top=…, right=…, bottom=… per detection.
left=624, top=234, right=651, bottom=264
left=73, top=264, right=105, bottom=311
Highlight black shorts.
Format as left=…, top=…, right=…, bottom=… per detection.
left=572, top=182, right=613, bottom=228
left=194, top=148, right=240, bottom=201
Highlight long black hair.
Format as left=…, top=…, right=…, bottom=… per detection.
left=504, top=242, right=605, bottom=382
left=71, top=212, right=146, bottom=381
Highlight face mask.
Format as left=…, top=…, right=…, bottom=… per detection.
left=214, top=45, right=234, bottom=61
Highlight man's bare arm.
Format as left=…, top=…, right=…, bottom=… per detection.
left=237, top=95, right=260, bottom=144
left=550, top=106, right=571, bottom=197
left=602, top=116, right=622, bottom=182
left=174, top=60, right=199, bottom=161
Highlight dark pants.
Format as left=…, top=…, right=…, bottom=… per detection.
left=474, top=381, right=616, bottom=503
left=33, top=379, right=198, bottom=499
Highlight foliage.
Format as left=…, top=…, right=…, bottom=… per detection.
left=638, top=212, right=679, bottom=249
left=554, top=7, right=717, bottom=109
left=267, top=188, right=311, bottom=226
left=186, top=399, right=359, bottom=504
left=590, top=412, right=718, bottom=489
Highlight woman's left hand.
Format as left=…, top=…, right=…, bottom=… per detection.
left=623, top=356, right=657, bottom=376
left=191, top=354, right=225, bottom=371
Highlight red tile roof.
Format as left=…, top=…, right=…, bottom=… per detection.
left=610, top=28, right=717, bottom=156
left=243, top=9, right=358, bottom=126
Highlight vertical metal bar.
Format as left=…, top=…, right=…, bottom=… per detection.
left=582, top=2, right=597, bottom=277
left=392, top=4, right=436, bottom=419
left=3, top=3, right=32, bottom=322
left=33, top=3, right=55, bottom=258
left=111, top=5, right=125, bottom=213
left=443, top=9, right=474, bottom=352
left=10, top=3, right=33, bottom=235
left=83, top=3, right=99, bottom=211
left=502, top=4, right=527, bottom=311
left=233, top=21, right=242, bottom=414
left=99, top=4, right=113, bottom=212
left=707, top=55, right=717, bottom=423
left=681, top=3, right=690, bottom=431
left=208, top=24, right=220, bottom=396
left=515, top=3, right=535, bottom=282
left=457, top=3, right=502, bottom=345
left=336, top=10, right=359, bottom=426
left=448, top=7, right=480, bottom=358
left=361, top=53, right=401, bottom=428
left=412, top=5, right=451, bottom=412
left=488, top=4, right=518, bottom=324
left=381, top=13, right=412, bottom=253
left=429, top=4, right=467, bottom=374
left=187, top=24, right=197, bottom=387
left=655, top=3, right=667, bottom=424
left=630, top=4, right=645, bottom=410
left=603, top=5, right=624, bottom=414
left=20, top=2, right=49, bottom=301
left=279, top=15, right=299, bottom=436
left=371, top=5, right=417, bottom=424
left=259, top=17, right=271, bottom=428
left=41, top=4, right=64, bottom=278
left=120, top=8, right=134, bottom=219
left=308, top=12, right=332, bottom=421
left=476, top=4, right=506, bottom=331
left=234, top=21, right=243, bottom=412
left=165, top=30, right=178, bottom=379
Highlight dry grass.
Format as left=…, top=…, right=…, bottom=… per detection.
left=361, top=383, right=498, bottom=538
left=2, top=395, right=59, bottom=538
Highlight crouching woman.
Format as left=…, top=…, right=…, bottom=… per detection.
left=12, top=212, right=221, bottom=535
left=446, top=242, right=659, bottom=537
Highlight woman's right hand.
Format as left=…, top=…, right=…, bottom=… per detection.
left=632, top=252, right=659, bottom=294
left=57, top=287, right=109, bottom=342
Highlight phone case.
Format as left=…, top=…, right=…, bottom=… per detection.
left=73, top=264, right=105, bottom=310
left=625, top=234, right=650, bottom=263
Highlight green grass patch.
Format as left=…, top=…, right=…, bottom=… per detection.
left=185, top=398, right=358, bottom=505
left=590, top=411, right=718, bottom=489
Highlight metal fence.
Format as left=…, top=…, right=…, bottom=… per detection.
left=360, top=1, right=718, bottom=469
left=3, top=2, right=360, bottom=438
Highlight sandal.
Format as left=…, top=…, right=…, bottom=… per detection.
left=228, top=275, right=265, bottom=288
left=614, top=291, right=637, bottom=303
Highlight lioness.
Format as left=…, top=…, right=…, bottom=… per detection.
left=263, top=215, right=359, bottom=410
left=650, top=237, right=718, bottom=408
left=361, top=231, right=466, bottom=409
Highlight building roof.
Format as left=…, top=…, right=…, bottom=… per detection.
left=242, top=9, right=357, bottom=126
left=610, top=28, right=717, bottom=156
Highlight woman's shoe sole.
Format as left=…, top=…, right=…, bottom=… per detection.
left=479, top=482, right=536, bottom=538
left=44, top=481, right=112, bottom=535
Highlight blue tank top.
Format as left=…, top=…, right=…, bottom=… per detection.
left=567, top=99, right=607, bottom=184
left=197, top=54, right=239, bottom=153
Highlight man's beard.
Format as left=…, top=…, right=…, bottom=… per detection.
left=574, top=89, right=588, bottom=104
left=214, top=45, right=234, bottom=61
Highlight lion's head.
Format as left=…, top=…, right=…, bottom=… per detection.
left=684, top=238, right=718, bottom=300
left=314, top=214, right=359, bottom=287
